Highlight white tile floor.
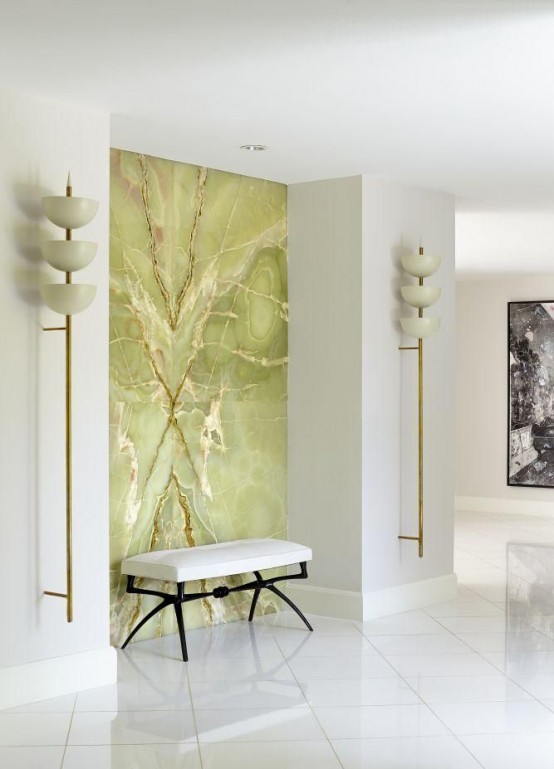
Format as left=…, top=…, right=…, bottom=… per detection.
left=4, top=510, right=554, bottom=768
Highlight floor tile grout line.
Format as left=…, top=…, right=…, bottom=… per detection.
left=361, top=620, right=496, bottom=659
left=422, top=597, right=506, bottom=618
left=72, top=707, right=196, bottom=713
left=454, top=579, right=508, bottom=608
left=184, top=665, right=205, bottom=769
left=433, top=621, right=554, bottom=650
left=0, top=743, right=67, bottom=748
left=341, top=623, right=490, bottom=768
left=363, top=554, right=554, bottom=769
left=186, top=618, right=317, bottom=766
left=57, top=740, right=201, bottom=746
left=372, top=642, right=489, bottom=768
left=59, top=695, right=77, bottom=769
left=270, top=622, right=352, bottom=768
left=446, top=570, right=554, bottom=713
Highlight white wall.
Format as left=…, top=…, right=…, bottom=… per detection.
left=288, top=176, right=456, bottom=621
left=288, top=177, right=363, bottom=602
left=456, top=274, right=554, bottom=514
left=0, top=88, right=116, bottom=707
left=456, top=210, right=554, bottom=279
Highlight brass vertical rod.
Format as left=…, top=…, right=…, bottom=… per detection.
left=418, top=336, right=423, bottom=557
left=65, top=309, right=72, bottom=622
left=418, top=268, right=424, bottom=558
left=43, top=173, right=75, bottom=620
left=65, top=175, right=73, bottom=622
left=399, top=246, right=425, bottom=556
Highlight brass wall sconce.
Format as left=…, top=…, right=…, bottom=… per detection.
left=41, top=173, right=98, bottom=622
left=398, top=246, right=441, bottom=558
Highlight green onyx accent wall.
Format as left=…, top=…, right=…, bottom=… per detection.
left=109, top=149, right=288, bottom=644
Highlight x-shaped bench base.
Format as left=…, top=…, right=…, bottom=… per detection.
left=121, top=562, right=313, bottom=661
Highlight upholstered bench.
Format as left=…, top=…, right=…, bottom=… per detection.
left=121, top=538, right=313, bottom=661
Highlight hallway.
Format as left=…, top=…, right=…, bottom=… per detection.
left=2, top=511, right=554, bottom=768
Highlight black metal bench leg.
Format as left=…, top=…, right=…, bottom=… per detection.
left=266, top=584, right=314, bottom=631
left=248, top=570, right=262, bottom=622
left=174, top=583, right=188, bottom=662
left=122, top=597, right=172, bottom=649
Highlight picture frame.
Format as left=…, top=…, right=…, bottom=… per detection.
left=508, top=300, right=554, bottom=488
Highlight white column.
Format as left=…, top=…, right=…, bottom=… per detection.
left=0, top=87, right=116, bottom=708
left=288, top=175, right=456, bottom=620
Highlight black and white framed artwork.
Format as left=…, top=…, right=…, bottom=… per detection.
left=509, top=301, right=554, bottom=488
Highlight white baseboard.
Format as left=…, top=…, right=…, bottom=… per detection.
left=0, top=646, right=117, bottom=710
left=362, top=573, right=458, bottom=621
left=286, top=583, right=363, bottom=620
left=456, top=495, right=554, bottom=517
left=287, top=573, right=458, bottom=622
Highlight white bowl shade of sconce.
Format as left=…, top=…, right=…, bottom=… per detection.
left=400, top=316, right=441, bottom=339
left=41, top=283, right=97, bottom=315
left=401, top=252, right=441, bottom=278
left=401, top=285, right=441, bottom=309
left=400, top=248, right=441, bottom=340
left=41, top=240, right=97, bottom=273
left=42, top=196, right=98, bottom=230
left=41, top=173, right=98, bottom=318
left=41, top=172, right=98, bottom=624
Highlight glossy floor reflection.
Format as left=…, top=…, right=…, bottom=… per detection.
left=4, top=511, right=554, bottom=768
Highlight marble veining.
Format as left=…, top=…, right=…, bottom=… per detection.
left=109, top=150, right=287, bottom=644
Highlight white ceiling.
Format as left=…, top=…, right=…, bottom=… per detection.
left=2, top=0, right=554, bottom=273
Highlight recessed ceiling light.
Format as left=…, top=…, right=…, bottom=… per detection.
left=240, top=144, right=268, bottom=152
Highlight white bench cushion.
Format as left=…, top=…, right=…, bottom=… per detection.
left=121, top=538, right=312, bottom=583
